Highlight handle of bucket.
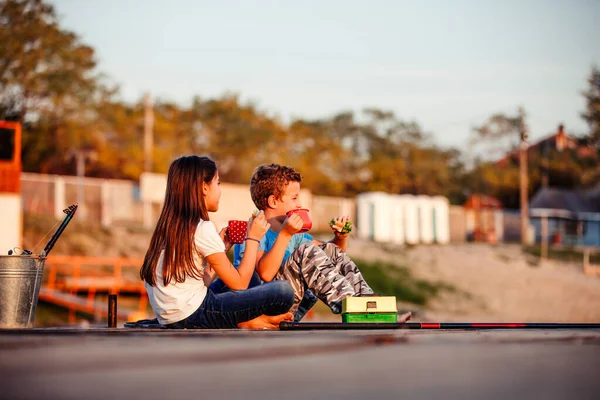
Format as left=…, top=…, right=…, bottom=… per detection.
left=41, top=204, right=78, bottom=257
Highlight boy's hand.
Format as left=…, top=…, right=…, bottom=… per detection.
left=282, top=213, right=304, bottom=236
left=330, top=216, right=352, bottom=238
left=247, top=211, right=270, bottom=241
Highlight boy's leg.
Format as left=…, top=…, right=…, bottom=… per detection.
left=293, top=290, right=319, bottom=322
left=319, top=242, right=374, bottom=296
left=275, top=243, right=355, bottom=315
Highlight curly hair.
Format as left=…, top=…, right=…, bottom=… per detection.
left=250, top=164, right=302, bottom=210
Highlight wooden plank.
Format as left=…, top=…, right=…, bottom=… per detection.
left=39, top=288, right=136, bottom=320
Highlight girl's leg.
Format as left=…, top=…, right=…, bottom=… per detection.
left=319, top=242, right=374, bottom=296
left=275, top=243, right=355, bottom=315
left=186, top=280, right=294, bottom=329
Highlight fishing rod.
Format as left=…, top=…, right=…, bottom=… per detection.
left=279, top=322, right=600, bottom=330
left=40, top=204, right=78, bottom=257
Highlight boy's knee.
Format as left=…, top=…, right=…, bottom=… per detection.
left=296, top=242, right=317, bottom=253
left=322, top=242, right=337, bottom=250
left=320, top=241, right=338, bottom=254
left=293, top=242, right=326, bottom=259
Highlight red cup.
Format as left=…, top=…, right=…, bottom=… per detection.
left=286, top=208, right=312, bottom=233
left=227, top=220, right=248, bottom=244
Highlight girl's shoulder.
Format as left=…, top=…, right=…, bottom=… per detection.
left=196, top=219, right=217, bottom=230
left=194, top=219, right=225, bottom=255
left=194, top=219, right=220, bottom=238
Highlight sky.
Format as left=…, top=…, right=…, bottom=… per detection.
left=51, top=0, right=600, bottom=150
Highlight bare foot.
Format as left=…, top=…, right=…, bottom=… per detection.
left=398, top=312, right=412, bottom=323
left=237, top=312, right=294, bottom=330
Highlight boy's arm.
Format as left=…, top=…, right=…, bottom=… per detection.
left=328, top=234, right=348, bottom=251
left=257, top=213, right=304, bottom=281
left=316, top=216, right=351, bottom=251
left=313, top=234, right=348, bottom=251
left=256, top=232, right=293, bottom=282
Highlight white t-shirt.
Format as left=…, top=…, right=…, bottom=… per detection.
left=145, top=219, right=225, bottom=325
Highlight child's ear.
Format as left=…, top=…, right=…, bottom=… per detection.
left=267, top=195, right=277, bottom=209
left=202, top=182, right=209, bottom=195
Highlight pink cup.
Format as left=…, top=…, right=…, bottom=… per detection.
left=227, top=220, right=248, bottom=244
left=286, top=208, right=312, bottom=233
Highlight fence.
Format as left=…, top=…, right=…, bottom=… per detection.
left=25, top=173, right=576, bottom=246
left=21, top=173, right=139, bottom=227
left=20, top=173, right=355, bottom=231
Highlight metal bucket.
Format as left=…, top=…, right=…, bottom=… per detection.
left=0, top=255, right=46, bottom=329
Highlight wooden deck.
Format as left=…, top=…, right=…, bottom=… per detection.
left=0, top=328, right=599, bottom=399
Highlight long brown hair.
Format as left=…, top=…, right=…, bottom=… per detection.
left=140, top=155, right=217, bottom=286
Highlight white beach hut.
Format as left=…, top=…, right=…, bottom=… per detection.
left=431, top=196, right=450, bottom=244
left=356, top=192, right=393, bottom=243
left=416, top=195, right=434, bottom=244
left=399, top=194, right=419, bottom=245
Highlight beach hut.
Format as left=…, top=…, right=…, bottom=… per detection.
left=416, top=196, right=434, bottom=244
left=399, top=194, right=419, bottom=245
left=356, top=192, right=393, bottom=243
left=389, top=195, right=405, bottom=245
left=431, top=196, right=450, bottom=244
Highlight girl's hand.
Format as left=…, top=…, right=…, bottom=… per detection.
left=282, top=213, right=304, bottom=236
left=247, top=211, right=270, bottom=241
left=219, top=227, right=233, bottom=252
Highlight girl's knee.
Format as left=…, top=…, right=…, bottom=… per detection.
left=270, top=280, right=295, bottom=303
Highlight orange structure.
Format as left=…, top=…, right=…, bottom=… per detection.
left=464, top=194, right=502, bottom=243
left=0, top=121, right=23, bottom=252
left=0, top=121, right=21, bottom=193
left=40, top=256, right=150, bottom=323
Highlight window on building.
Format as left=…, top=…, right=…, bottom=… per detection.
left=0, top=128, right=15, bottom=161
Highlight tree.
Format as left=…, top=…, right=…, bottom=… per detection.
left=0, top=0, right=99, bottom=122
left=581, top=65, right=600, bottom=148
left=469, top=112, right=523, bottom=160
left=1, top=0, right=106, bottom=175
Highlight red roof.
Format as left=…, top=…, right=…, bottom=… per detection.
left=464, top=194, right=502, bottom=209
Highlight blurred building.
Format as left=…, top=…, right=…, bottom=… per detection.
left=494, top=124, right=597, bottom=169
left=463, top=194, right=503, bottom=244
left=529, top=186, right=600, bottom=248
left=0, top=121, right=22, bottom=252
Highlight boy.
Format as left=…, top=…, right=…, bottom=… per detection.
left=234, top=163, right=411, bottom=323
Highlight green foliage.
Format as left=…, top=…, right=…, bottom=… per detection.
left=581, top=66, right=600, bottom=148
left=2, top=0, right=598, bottom=203
left=352, top=258, right=453, bottom=305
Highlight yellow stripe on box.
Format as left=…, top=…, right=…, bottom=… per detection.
left=341, top=296, right=398, bottom=314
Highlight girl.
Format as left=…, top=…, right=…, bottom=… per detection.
left=140, top=155, right=294, bottom=329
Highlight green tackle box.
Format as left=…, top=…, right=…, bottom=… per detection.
left=341, top=296, right=398, bottom=323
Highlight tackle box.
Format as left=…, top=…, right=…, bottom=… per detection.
left=341, top=296, right=398, bottom=323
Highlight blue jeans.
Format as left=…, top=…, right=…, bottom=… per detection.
left=166, top=280, right=294, bottom=329
left=211, top=272, right=318, bottom=323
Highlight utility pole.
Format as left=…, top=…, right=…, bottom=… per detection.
left=143, top=93, right=154, bottom=228
left=143, top=93, right=154, bottom=172
left=67, top=147, right=96, bottom=220
left=519, top=106, right=529, bottom=245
